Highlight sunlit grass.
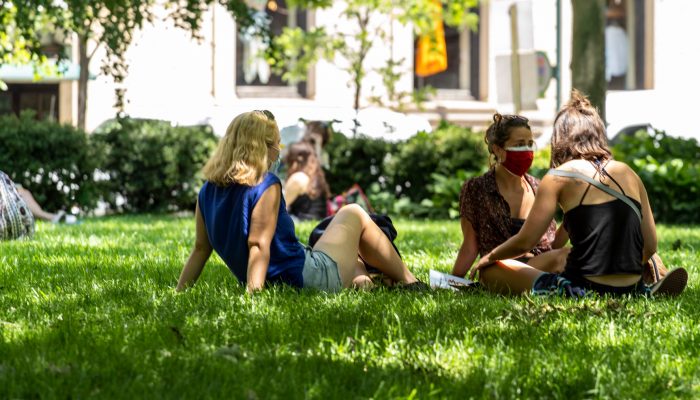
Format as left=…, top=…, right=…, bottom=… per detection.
left=1, top=216, right=699, bottom=398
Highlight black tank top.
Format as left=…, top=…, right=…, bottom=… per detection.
left=510, top=218, right=525, bottom=236
left=562, top=163, right=644, bottom=276
left=289, top=193, right=327, bottom=221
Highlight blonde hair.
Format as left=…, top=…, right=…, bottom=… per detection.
left=202, top=110, right=279, bottom=186
left=551, top=89, right=611, bottom=168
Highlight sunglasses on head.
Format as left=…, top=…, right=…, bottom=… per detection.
left=256, top=109, right=275, bottom=121
left=500, top=115, right=529, bottom=124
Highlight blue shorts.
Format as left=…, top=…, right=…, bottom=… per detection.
left=302, top=246, right=343, bottom=292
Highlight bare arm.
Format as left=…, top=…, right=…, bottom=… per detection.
left=247, top=184, right=281, bottom=293
left=637, top=174, right=657, bottom=263
left=451, top=218, right=479, bottom=278
left=176, top=201, right=213, bottom=291
left=471, top=174, right=561, bottom=279
left=552, top=223, right=569, bottom=249
left=283, top=172, right=309, bottom=209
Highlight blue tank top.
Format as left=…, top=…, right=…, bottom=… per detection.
left=198, top=173, right=306, bottom=288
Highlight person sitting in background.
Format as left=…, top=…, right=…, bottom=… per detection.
left=301, top=120, right=333, bottom=169
left=0, top=170, right=34, bottom=240
left=16, top=186, right=77, bottom=224
left=176, top=110, right=426, bottom=293
left=452, top=113, right=569, bottom=281
left=284, top=141, right=330, bottom=221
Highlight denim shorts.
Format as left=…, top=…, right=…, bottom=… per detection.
left=302, top=246, right=343, bottom=292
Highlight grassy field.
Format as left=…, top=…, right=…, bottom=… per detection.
left=1, top=216, right=699, bottom=399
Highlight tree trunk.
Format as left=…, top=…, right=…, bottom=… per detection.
left=77, top=33, right=89, bottom=131
left=571, top=0, right=606, bottom=121
left=350, top=10, right=371, bottom=136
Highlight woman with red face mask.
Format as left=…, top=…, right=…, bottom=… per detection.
left=452, top=113, right=570, bottom=289
left=468, top=92, right=686, bottom=297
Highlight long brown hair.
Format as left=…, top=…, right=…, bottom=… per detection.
left=284, top=141, right=330, bottom=199
left=550, top=90, right=611, bottom=168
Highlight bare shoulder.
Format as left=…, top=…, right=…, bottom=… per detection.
left=545, top=160, right=590, bottom=185
left=287, top=171, right=310, bottom=186
left=605, top=159, right=635, bottom=174
left=556, top=159, right=593, bottom=173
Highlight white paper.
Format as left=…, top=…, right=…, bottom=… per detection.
left=429, top=269, right=475, bottom=291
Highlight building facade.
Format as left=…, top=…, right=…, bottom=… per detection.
left=1, top=0, right=697, bottom=140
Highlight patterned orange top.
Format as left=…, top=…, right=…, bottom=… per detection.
left=459, top=169, right=556, bottom=257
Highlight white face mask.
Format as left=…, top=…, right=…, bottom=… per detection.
left=504, top=145, right=536, bottom=152
left=269, top=155, right=282, bottom=175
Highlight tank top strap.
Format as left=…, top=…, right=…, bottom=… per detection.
left=578, top=163, right=601, bottom=206
left=599, top=160, right=627, bottom=196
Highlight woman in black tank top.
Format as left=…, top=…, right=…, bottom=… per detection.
left=468, top=91, right=687, bottom=297
left=284, top=141, right=330, bottom=221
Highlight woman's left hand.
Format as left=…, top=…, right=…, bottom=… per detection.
left=470, top=253, right=496, bottom=280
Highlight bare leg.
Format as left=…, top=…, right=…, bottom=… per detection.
left=352, top=258, right=375, bottom=290
left=17, top=187, right=57, bottom=221
left=479, top=259, right=545, bottom=295
left=313, top=204, right=418, bottom=288
left=527, top=247, right=570, bottom=273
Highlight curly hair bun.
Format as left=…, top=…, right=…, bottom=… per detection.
left=492, top=112, right=503, bottom=125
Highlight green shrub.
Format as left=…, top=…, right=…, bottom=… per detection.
left=0, top=111, right=99, bottom=212
left=92, top=118, right=217, bottom=213
left=529, top=146, right=551, bottom=180
left=324, top=132, right=398, bottom=195
left=612, top=129, right=700, bottom=223
left=326, top=122, right=488, bottom=219
left=386, top=121, right=488, bottom=202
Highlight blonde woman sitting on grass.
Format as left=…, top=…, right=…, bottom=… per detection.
left=177, top=110, right=426, bottom=293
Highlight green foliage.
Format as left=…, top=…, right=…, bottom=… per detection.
left=369, top=57, right=436, bottom=112
left=529, top=145, right=552, bottom=180
left=0, top=111, right=99, bottom=212
left=324, top=131, right=398, bottom=195
left=612, top=129, right=700, bottom=223
left=1, top=217, right=700, bottom=398
left=326, top=122, right=487, bottom=219
left=2, top=1, right=265, bottom=119
left=387, top=121, right=488, bottom=204
left=92, top=118, right=217, bottom=213
left=270, top=0, right=479, bottom=112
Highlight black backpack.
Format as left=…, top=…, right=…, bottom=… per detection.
left=308, top=213, right=401, bottom=272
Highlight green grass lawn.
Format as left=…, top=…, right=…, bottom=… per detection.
left=1, top=216, right=699, bottom=399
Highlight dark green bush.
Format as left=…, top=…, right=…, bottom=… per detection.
left=92, top=118, right=217, bottom=213
left=612, top=129, right=700, bottom=223
left=325, top=122, right=488, bottom=218
left=324, top=132, right=398, bottom=195
left=386, top=121, right=488, bottom=202
left=0, top=111, right=99, bottom=212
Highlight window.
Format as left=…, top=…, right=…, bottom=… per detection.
left=605, top=0, right=650, bottom=90
left=414, top=21, right=481, bottom=100
left=1, top=84, right=60, bottom=121
left=236, top=0, right=307, bottom=97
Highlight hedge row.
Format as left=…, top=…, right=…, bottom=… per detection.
left=2, top=111, right=697, bottom=223
left=0, top=112, right=217, bottom=214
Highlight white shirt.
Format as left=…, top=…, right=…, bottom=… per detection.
left=605, top=24, right=629, bottom=81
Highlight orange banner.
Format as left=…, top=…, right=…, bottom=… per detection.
left=415, top=0, right=448, bottom=77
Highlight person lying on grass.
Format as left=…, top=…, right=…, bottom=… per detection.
left=452, top=112, right=570, bottom=280
left=468, top=90, right=688, bottom=297
left=176, top=110, right=426, bottom=294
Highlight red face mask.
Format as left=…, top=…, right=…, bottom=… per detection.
left=501, top=146, right=534, bottom=176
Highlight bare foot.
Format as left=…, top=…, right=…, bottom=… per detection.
left=352, top=275, right=375, bottom=291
